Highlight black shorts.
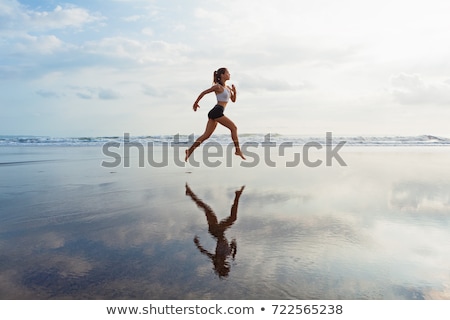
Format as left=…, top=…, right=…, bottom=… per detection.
left=208, top=105, right=224, bottom=120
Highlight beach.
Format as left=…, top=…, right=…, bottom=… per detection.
left=1, top=144, right=450, bottom=299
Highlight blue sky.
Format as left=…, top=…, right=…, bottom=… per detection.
left=1, top=0, right=450, bottom=137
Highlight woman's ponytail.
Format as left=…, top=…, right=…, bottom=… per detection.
left=213, top=68, right=226, bottom=85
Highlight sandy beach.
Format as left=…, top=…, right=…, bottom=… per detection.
left=1, top=145, right=450, bottom=299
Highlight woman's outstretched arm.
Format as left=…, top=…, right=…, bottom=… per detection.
left=193, top=85, right=218, bottom=111
left=194, top=236, right=214, bottom=259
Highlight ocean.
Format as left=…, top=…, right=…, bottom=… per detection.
left=1, top=133, right=450, bottom=147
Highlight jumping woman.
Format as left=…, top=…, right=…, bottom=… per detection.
left=185, top=67, right=246, bottom=161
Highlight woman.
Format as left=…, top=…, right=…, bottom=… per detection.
left=185, top=67, right=246, bottom=162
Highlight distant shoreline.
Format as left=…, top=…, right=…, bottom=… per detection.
left=1, top=133, right=450, bottom=147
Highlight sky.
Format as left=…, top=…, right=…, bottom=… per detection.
left=1, top=0, right=450, bottom=137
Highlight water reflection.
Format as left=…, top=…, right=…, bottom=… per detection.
left=390, top=181, right=450, bottom=212
left=185, top=183, right=244, bottom=278
left=2, top=147, right=450, bottom=299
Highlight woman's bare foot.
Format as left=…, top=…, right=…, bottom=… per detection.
left=235, top=148, right=246, bottom=160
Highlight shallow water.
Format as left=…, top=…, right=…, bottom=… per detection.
left=1, top=146, right=450, bottom=299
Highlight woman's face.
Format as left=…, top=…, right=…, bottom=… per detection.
left=222, top=69, right=230, bottom=81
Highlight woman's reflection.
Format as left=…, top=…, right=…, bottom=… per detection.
left=185, top=183, right=245, bottom=278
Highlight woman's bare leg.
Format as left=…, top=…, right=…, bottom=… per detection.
left=216, top=116, right=246, bottom=160
left=185, top=119, right=218, bottom=161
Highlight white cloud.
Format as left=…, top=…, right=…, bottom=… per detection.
left=142, top=85, right=170, bottom=98
left=0, top=1, right=104, bottom=33
left=0, top=1, right=104, bottom=60
left=123, top=15, right=142, bottom=22
left=141, top=27, right=154, bottom=36
left=70, top=86, right=121, bottom=100
left=390, top=73, right=450, bottom=105
left=27, top=4, right=104, bottom=30
left=238, top=74, right=310, bottom=93
left=0, top=0, right=23, bottom=19
left=14, top=34, right=67, bottom=54
left=36, top=89, right=61, bottom=98
left=82, top=37, right=192, bottom=64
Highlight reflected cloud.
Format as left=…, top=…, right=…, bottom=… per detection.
left=423, top=284, right=450, bottom=299
left=390, top=181, right=450, bottom=212
left=242, top=189, right=311, bottom=206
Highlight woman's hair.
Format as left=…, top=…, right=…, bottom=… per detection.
left=213, top=67, right=227, bottom=85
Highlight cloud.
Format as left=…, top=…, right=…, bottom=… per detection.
left=1, top=2, right=104, bottom=34
left=13, top=34, right=68, bottom=55
left=0, top=1, right=104, bottom=64
left=36, top=90, right=61, bottom=98
left=123, top=15, right=143, bottom=22
left=142, top=85, right=169, bottom=98
left=98, top=88, right=121, bottom=100
left=76, top=92, right=93, bottom=100
left=82, top=37, right=192, bottom=64
left=29, top=5, right=103, bottom=30
left=72, top=86, right=121, bottom=100
left=390, top=73, right=450, bottom=105
left=238, top=74, right=312, bottom=93
left=141, top=27, right=154, bottom=36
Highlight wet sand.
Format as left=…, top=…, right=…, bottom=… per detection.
left=1, top=146, right=450, bottom=299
